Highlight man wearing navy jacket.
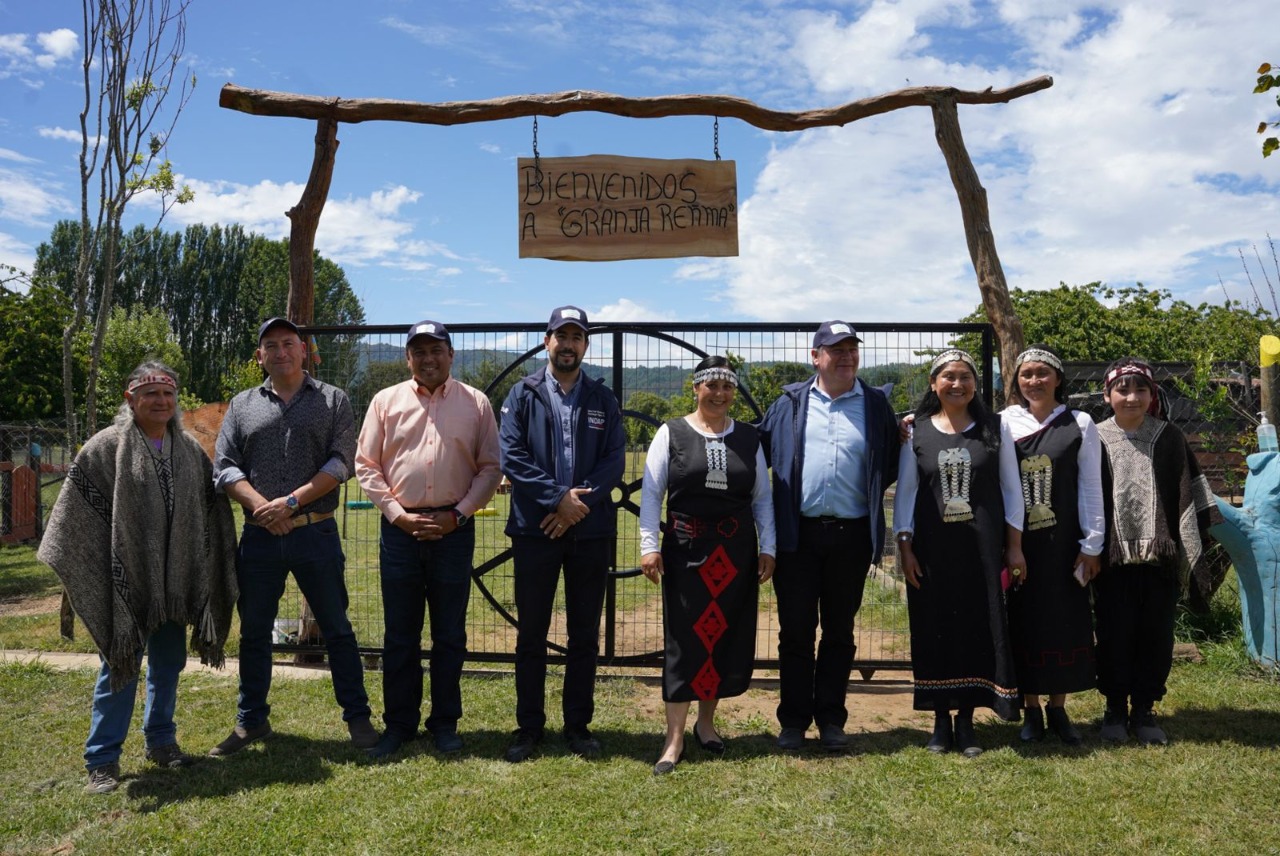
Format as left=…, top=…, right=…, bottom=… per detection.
left=760, top=320, right=900, bottom=752
left=499, top=305, right=626, bottom=763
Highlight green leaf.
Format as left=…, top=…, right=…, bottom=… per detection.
left=1254, top=74, right=1276, bottom=94
left=1264, top=137, right=1280, bottom=158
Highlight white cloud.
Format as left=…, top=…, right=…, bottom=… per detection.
left=680, top=0, right=1280, bottom=323
left=0, top=166, right=70, bottom=227
left=0, top=231, right=36, bottom=280
left=37, top=126, right=82, bottom=143
left=34, top=28, right=78, bottom=68
left=0, top=148, right=38, bottom=164
left=1, top=29, right=78, bottom=77
left=596, top=297, right=674, bottom=322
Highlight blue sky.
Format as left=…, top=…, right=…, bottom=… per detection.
left=1, top=0, right=1277, bottom=328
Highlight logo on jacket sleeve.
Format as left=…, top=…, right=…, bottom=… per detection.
left=587, top=409, right=606, bottom=429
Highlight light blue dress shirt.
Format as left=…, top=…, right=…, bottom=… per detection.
left=546, top=370, right=582, bottom=488
left=799, top=380, right=868, bottom=518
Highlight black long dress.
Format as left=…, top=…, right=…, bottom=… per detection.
left=906, top=417, right=1020, bottom=719
left=1007, top=410, right=1096, bottom=695
left=660, top=418, right=760, bottom=702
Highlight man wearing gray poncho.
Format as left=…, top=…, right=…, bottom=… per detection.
left=38, top=361, right=238, bottom=794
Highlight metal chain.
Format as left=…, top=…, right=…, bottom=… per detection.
left=713, top=116, right=721, bottom=161
left=532, top=115, right=543, bottom=191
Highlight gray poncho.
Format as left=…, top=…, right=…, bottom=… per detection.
left=38, top=419, right=238, bottom=690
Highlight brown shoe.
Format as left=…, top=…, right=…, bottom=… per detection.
left=85, top=763, right=121, bottom=794
left=208, top=722, right=272, bottom=757
left=347, top=716, right=380, bottom=749
left=146, top=743, right=196, bottom=768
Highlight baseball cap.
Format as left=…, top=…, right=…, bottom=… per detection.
left=548, top=305, right=589, bottom=333
left=257, top=317, right=301, bottom=343
left=812, top=320, right=862, bottom=349
left=406, top=320, right=451, bottom=346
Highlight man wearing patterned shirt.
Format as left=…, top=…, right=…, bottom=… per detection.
left=355, top=320, right=502, bottom=759
left=210, top=317, right=377, bottom=756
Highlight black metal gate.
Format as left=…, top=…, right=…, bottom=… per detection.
left=281, top=321, right=996, bottom=675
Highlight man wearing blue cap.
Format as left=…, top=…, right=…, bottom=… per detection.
left=760, top=321, right=900, bottom=752
left=498, top=305, right=626, bottom=762
left=210, top=317, right=377, bottom=755
left=355, top=320, right=502, bottom=758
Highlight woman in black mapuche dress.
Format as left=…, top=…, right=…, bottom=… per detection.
left=640, top=356, right=776, bottom=774
left=893, top=349, right=1024, bottom=757
left=1001, top=345, right=1105, bottom=745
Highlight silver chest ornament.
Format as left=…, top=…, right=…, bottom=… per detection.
left=938, top=446, right=974, bottom=523
left=1019, top=453, right=1057, bottom=531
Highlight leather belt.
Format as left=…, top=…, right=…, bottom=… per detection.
left=247, top=510, right=335, bottom=529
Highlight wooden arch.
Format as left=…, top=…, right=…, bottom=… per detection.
left=219, top=76, right=1053, bottom=387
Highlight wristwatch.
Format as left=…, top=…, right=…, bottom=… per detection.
left=452, top=509, right=470, bottom=527
left=896, top=532, right=912, bottom=544
left=285, top=493, right=299, bottom=510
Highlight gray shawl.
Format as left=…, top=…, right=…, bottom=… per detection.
left=38, top=421, right=238, bottom=690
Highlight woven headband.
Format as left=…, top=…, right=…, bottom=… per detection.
left=1015, top=348, right=1063, bottom=373
left=930, top=349, right=978, bottom=378
left=1104, top=362, right=1153, bottom=390
left=692, top=366, right=739, bottom=386
left=127, top=373, right=177, bottom=393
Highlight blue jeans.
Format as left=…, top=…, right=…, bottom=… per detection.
left=84, top=620, right=187, bottom=770
left=235, top=518, right=370, bottom=728
left=512, top=535, right=611, bottom=732
left=379, top=517, right=474, bottom=739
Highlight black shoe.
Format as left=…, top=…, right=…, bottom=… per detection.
left=367, top=731, right=407, bottom=760
left=653, top=750, right=683, bottom=776
left=505, top=728, right=543, bottom=763
left=209, top=722, right=272, bottom=757
left=432, top=728, right=464, bottom=754
left=85, top=763, right=121, bottom=794
left=925, top=712, right=953, bottom=754
left=953, top=713, right=982, bottom=758
left=347, top=716, right=380, bottom=750
left=563, top=726, right=602, bottom=759
left=1020, top=706, right=1046, bottom=742
left=693, top=722, right=725, bottom=756
left=1100, top=708, right=1129, bottom=743
left=776, top=727, right=805, bottom=751
left=1046, top=706, right=1082, bottom=745
left=818, top=724, right=851, bottom=752
left=1131, top=708, right=1168, bottom=746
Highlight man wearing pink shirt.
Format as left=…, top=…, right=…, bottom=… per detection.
left=355, top=320, right=502, bottom=758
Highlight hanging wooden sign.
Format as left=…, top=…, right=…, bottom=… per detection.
left=517, top=155, right=738, bottom=261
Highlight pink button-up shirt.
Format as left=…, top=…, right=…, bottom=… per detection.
left=355, top=377, right=502, bottom=523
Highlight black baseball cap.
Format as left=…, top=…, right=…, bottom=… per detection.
left=547, top=305, right=589, bottom=333
left=406, top=320, right=451, bottom=346
left=812, top=320, right=862, bottom=349
left=257, top=317, right=301, bottom=343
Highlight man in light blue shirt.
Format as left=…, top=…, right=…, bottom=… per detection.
left=760, top=321, right=900, bottom=752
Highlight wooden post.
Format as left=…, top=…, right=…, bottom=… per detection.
left=285, top=118, right=339, bottom=326
left=930, top=94, right=1024, bottom=398
left=1261, top=335, right=1280, bottom=427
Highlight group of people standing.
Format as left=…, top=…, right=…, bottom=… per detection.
left=39, top=310, right=1218, bottom=792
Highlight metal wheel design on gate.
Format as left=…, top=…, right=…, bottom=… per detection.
left=468, top=325, right=766, bottom=667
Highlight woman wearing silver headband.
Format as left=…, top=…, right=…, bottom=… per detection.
left=1093, top=357, right=1216, bottom=746
left=639, top=355, right=776, bottom=774
left=38, top=361, right=238, bottom=793
left=1001, top=344, right=1105, bottom=745
left=893, top=349, right=1024, bottom=756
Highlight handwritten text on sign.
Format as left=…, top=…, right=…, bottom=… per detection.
left=517, top=155, right=738, bottom=261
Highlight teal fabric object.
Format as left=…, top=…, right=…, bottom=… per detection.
left=1210, top=452, right=1280, bottom=669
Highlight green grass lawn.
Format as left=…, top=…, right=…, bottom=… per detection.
left=1, top=649, right=1279, bottom=855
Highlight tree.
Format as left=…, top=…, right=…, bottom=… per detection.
left=64, top=0, right=195, bottom=443
left=622, top=391, right=674, bottom=447
left=76, top=304, right=187, bottom=427
left=0, top=283, right=72, bottom=420
left=959, top=282, right=1273, bottom=365
left=1255, top=63, right=1280, bottom=158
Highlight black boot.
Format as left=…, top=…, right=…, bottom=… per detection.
left=1046, top=706, right=1082, bottom=745
left=925, top=710, right=953, bottom=753
left=953, top=709, right=982, bottom=758
left=1019, top=706, right=1045, bottom=742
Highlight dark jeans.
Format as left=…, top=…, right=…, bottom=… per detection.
left=1094, top=562, right=1179, bottom=711
left=379, top=517, right=474, bottom=739
left=512, top=535, right=611, bottom=732
left=235, top=518, right=370, bottom=728
left=774, top=516, right=873, bottom=730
